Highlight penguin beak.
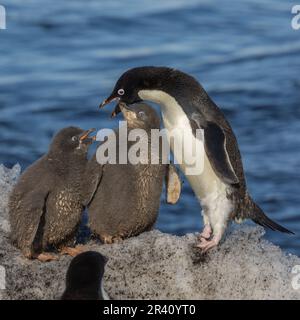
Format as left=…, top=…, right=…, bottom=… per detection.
left=79, top=128, right=96, bottom=144
left=99, top=94, right=119, bottom=109
left=111, top=102, right=122, bottom=118
left=99, top=94, right=122, bottom=118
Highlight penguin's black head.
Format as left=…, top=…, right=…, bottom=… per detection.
left=49, top=127, right=96, bottom=156
left=100, top=66, right=175, bottom=115
left=119, top=102, right=160, bottom=130
left=61, top=251, right=108, bottom=300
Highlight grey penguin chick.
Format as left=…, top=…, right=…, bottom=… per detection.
left=100, top=66, right=293, bottom=251
left=9, top=127, right=95, bottom=261
left=61, top=251, right=109, bottom=300
left=84, top=102, right=181, bottom=244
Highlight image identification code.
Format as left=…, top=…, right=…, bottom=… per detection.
left=103, top=304, right=196, bottom=317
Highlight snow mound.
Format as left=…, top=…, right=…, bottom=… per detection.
left=0, top=164, right=20, bottom=234
left=97, top=228, right=300, bottom=299
left=0, top=165, right=299, bottom=300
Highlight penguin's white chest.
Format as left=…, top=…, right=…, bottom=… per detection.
left=138, top=90, right=232, bottom=216
left=161, top=103, right=224, bottom=200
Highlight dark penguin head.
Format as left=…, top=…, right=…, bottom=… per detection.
left=119, top=102, right=160, bottom=130
left=49, top=127, right=96, bottom=157
left=61, top=251, right=109, bottom=300
left=99, top=66, right=201, bottom=115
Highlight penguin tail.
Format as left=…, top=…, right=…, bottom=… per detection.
left=250, top=199, right=294, bottom=234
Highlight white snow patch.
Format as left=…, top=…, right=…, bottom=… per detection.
left=0, top=164, right=21, bottom=233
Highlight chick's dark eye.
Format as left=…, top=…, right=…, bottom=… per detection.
left=71, top=136, right=78, bottom=142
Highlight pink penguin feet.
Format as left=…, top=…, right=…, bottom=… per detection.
left=197, top=224, right=222, bottom=252
left=198, top=224, right=212, bottom=240
left=196, top=235, right=221, bottom=252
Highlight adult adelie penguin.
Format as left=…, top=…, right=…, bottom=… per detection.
left=9, top=127, right=95, bottom=261
left=84, top=102, right=181, bottom=243
left=99, top=66, right=293, bottom=251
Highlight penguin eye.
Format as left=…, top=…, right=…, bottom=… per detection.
left=71, top=136, right=78, bottom=142
left=117, top=88, right=125, bottom=96
left=138, top=111, right=146, bottom=119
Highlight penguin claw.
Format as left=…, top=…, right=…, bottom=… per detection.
left=101, top=235, right=114, bottom=244
left=36, top=252, right=59, bottom=262
left=101, top=234, right=125, bottom=244
left=196, top=235, right=221, bottom=252
left=60, top=245, right=86, bottom=257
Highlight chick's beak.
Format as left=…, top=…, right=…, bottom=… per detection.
left=111, top=102, right=122, bottom=118
left=79, top=128, right=96, bottom=144
left=111, top=101, right=128, bottom=118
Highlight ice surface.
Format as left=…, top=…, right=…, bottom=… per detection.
left=0, top=165, right=299, bottom=300
left=0, top=164, right=21, bottom=234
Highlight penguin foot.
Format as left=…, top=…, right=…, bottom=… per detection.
left=60, top=245, right=86, bottom=257
left=101, top=235, right=113, bottom=244
left=111, top=236, right=123, bottom=244
left=196, top=235, right=221, bottom=252
left=198, top=224, right=212, bottom=240
left=36, top=252, right=59, bottom=262
left=101, top=234, right=124, bottom=244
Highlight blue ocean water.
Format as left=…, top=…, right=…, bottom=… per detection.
left=0, top=0, right=299, bottom=254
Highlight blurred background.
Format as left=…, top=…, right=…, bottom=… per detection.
left=0, top=0, right=299, bottom=254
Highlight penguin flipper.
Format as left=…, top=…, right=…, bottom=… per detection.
left=82, top=156, right=103, bottom=207
left=190, top=116, right=239, bottom=185
left=9, top=190, right=50, bottom=255
left=165, top=164, right=182, bottom=204
left=204, top=121, right=239, bottom=185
